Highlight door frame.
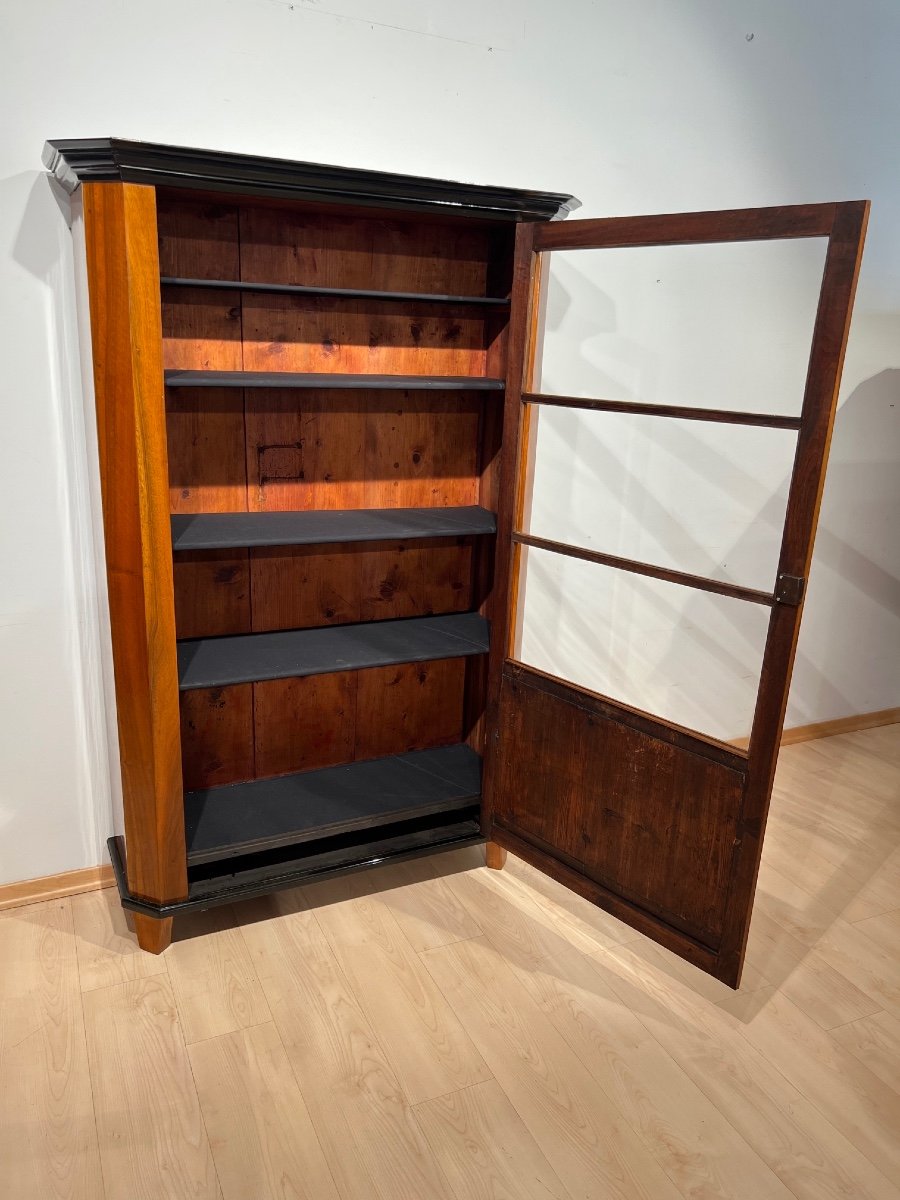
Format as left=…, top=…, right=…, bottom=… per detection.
left=482, top=201, right=869, bottom=985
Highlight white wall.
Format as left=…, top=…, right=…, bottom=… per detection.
left=1, top=0, right=897, bottom=883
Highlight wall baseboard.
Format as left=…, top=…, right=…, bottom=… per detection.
left=731, top=706, right=900, bottom=751
left=2, top=708, right=897, bottom=912
left=0, top=863, right=115, bottom=912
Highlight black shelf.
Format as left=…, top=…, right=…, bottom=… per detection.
left=177, top=611, right=489, bottom=690
left=185, top=744, right=482, bottom=865
left=171, top=505, right=497, bottom=552
left=164, top=370, right=505, bottom=391
left=161, top=277, right=511, bottom=307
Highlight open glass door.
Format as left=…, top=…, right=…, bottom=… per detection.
left=484, top=202, right=868, bottom=986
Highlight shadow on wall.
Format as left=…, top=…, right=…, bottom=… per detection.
left=3, top=170, right=117, bottom=873
left=517, top=256, right=900, bottom=741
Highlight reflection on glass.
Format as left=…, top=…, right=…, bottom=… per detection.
left=525, top=408, right=797, bottom=591
left=515, top=547, right=770, bottom=743
left=538, top=239, right=827, bottom=416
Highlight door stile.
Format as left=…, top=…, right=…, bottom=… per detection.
left=481, top=220, right=539, bottom=837
left=717, top=200, right=870, bottom=983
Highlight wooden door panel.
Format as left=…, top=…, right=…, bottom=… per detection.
left=495, top=664, right=744, bottom=946
left=488, top=202, right=869, bottom=986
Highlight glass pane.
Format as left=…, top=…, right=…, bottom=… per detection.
left=515, top=547, right=770, bottom=743
left=526, top=407, right=797, bottom=591
left=538, top=239, right=827, bottom=416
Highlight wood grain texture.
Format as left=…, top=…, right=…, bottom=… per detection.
left=489, top=201, right=869, bottom=990
left=504, top=937, right=794, bottom=1199
left=4, top=725, right=899, bottom=1200
left=82, top=182, right=187, bottom=906
left=72, top=887, right=168, bottom=993
left=0, top=900, right=104, bottom=1199
left=484, top=842, right=507, bottom=870
left=180, top=685, right=255, bottom=790
left=719, top=200, right=870, bottom=986
left=532, top=202, right=838, bottom=250
left=420, top=935, right=682, bottom=1200
left=305, top=874, right=492, bottom=1104
left=0, top=864, right=114, bottom=911
left=188, top=1021, right=340, bottom=1200
left=132, top=914, right=173, bottom=954
left=82, top=974, right=219, bottom=1199
left=236, top=890, right=451, bottom=1200
left=165, top=907, right=271, bottom=1044
left=494, top=665, right=744, bottom=946
left=415, top=1079, right=571, bottom=1200
left=248, top=537, right=472, bottom=632
left=158, top=198, right=241, bottom=372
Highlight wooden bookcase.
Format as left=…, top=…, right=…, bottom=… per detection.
left=46, top=139, right=866, bottom=986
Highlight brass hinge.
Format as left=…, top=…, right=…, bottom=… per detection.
left=775, top=574, right=806, bottom=606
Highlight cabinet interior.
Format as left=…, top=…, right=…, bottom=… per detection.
left=157, top=190, right=514, bottom=880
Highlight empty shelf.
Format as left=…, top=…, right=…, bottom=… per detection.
left=185, top=743, right=482, bottom=865
left=164, top=370, right=505, bottom=390
left=161, top=276, right=510, bottom=307
left=171, top=505, right=497, bottom=551
left=177, top=611, right=490, bottom=690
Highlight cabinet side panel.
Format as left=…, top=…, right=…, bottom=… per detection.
left=82, top=182, right=187, bottom=903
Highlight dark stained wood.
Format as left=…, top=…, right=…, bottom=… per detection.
left=491, top=827, right=720, bottom=977
left=46, top=138, right=578, bottom=221
left=512, top=532, right=775, bottom=606
left=494, top=665, right=745, bottom=946
left=717, top=200, right=870, bottom=985
left=241, top=294, right=489, bottom=378
left=504, top=662, right=747, bottom=770
left=489, top=199, right=869, bottom=988
left=479, top=220, right=538, bottom=834
left=157, top=200, right=242, bottom=372
left=484, top=842, right=507, bottom=870
left=253, top=673, right=357, bottom=778
left=243, top=390, right=481, bottom=511
left=81, top=182, right=187, bottom=906
left=523, top=392, right=803, bottom=431
left=173, top=550, right=250, bottom=640
left=355, top=659, right=465, bottom=761
left=179, top=685, right=255, bottom=790
left=533, top=202, right=837, bottom=251
left=238, top=203, right=494, bottom=297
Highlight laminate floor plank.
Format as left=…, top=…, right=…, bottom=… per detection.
left=717, top=985, right=900, bottom=1183
left=421, top=934, right=683, bottom=1200
left=599, top=939, right=900, bottom=1200
left=82, top=974, right=220, bottom=1200
left=506, top=939, right=794, bottom=1200
left=71, top=887, right=168, bottom=994
left=0, top=899, right=105, bottom=1200
left=304, top=874, right=492, bottom=1104
left=4, top=724, right=900, bottom=1200
left=414, top=1078, right=573, bottom=1200
left=235, top=888, right=453, bottom=1200
left=352, top=851, right=484, bottom=952
left=188, top=1020, right=340, bottom=1200
left=166, top=906, right=271, bottom=1045
left=830, top=1009, right=900, bottom=1096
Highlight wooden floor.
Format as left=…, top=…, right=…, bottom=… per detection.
left=2, top=725, right=898, bottom=1199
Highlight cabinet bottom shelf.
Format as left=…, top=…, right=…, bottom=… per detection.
left=185, top=743, right=482, bottom=866
left=108, top=807, right=482, bottom=919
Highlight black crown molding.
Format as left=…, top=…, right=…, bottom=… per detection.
left=42, top=138, right=580, bottom=222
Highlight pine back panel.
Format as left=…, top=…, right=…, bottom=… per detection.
left=159, top=195, right=511, bottom=788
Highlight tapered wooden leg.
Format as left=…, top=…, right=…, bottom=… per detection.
left=485, top=841, right=507, bottom=870
left=133, top=914, right=173, bottom=954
